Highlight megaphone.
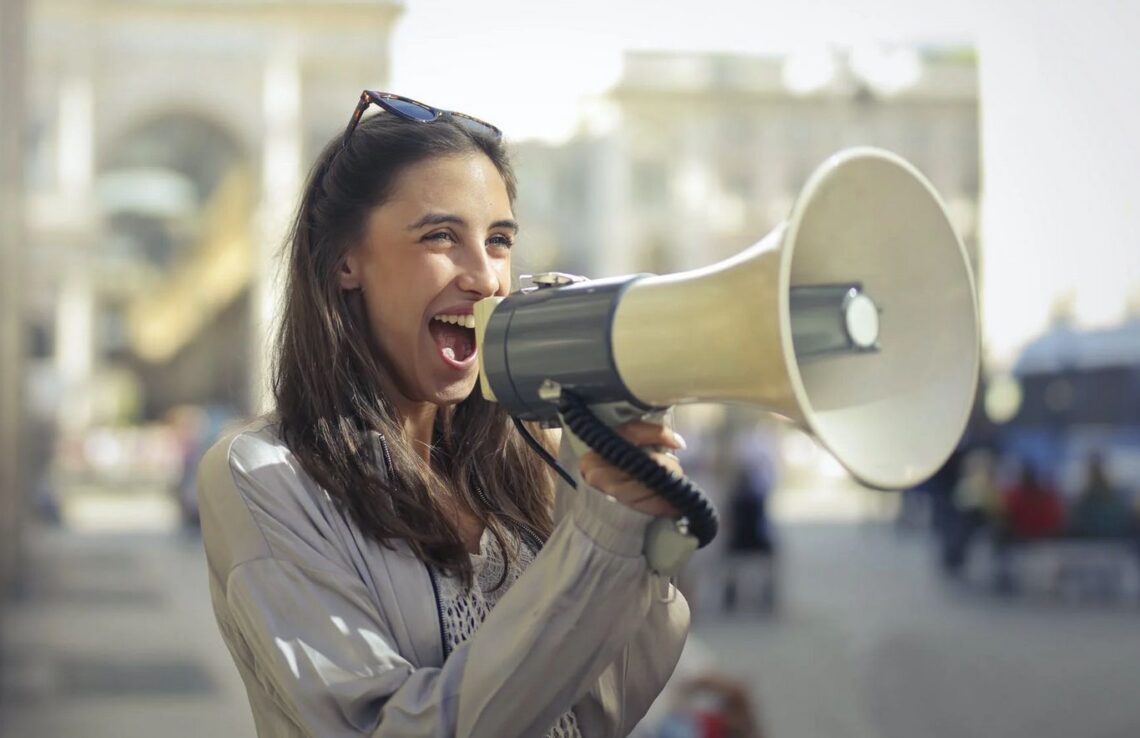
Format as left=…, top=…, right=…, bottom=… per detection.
left=474, top=147, right=979, bottom=551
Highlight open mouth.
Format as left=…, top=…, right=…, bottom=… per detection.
left=429, top=313, right=477, bottom=367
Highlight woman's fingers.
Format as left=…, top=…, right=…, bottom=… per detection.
left=579, top=447, right=684, bottom=517
left=571, top=421, right=689, bottom=516
left=579, top=450, right=682, bottom=487
left=609, top=421, right=686, bottom=452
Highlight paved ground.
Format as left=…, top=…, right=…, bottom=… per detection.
left=0, top=526, right=254, bottom=738
left=3, top=516, right=1140, bottom=737
left=682, top=523, right=1140, bottom=738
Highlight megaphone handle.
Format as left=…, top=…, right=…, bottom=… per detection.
left=558, top=405, right=702, bottom=576
left=562, top=403, right=673, bottom=458
left=556, top=394, right=720, bottom=555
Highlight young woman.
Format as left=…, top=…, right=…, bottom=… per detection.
left=198, top=91, right=690, bottom=738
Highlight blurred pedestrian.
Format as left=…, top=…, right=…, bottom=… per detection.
left=942, top=449, right=1001, bottom=576
left=1068, top=453, right=1134, bottom=538
left=723, top=427, right=778, bottom=613
left=1059, top=453, right=1138, bottom=598
left=654, top=673, right=763, bottom=738
left=1001, top=461, right=1064, bottom=540
left=166, top=404, right=209, bottom=530
left=993, top=460, right=1064, bottom=592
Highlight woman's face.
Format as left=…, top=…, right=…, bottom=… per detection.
left=340, top=152, right=514, bottom=410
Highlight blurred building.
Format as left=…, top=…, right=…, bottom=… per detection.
left=1, top=0, right=401, bottom=575
left=1, top=0, right=30, bottom=594
left=23, top=0, right=403, bottom=442
left=991, top=316, right=1140, bottom=497
left=515, top=48, right=980, bottom=280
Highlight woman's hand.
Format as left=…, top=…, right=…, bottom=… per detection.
left=578, top=421, right=685, bottom=517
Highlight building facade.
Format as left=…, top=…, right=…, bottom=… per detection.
left=24, top=0, right=403, bottom=436
left=515, top=49, right=980, bottom=283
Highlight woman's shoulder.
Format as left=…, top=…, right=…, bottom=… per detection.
left=199, top=413, right=335, bottom=509
left=206, top=415, right=286, bottom=469
left=198, top=415, right=347, bottom=567
left=199, top=417, right=298, bottom=498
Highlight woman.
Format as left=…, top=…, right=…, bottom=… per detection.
left=198, top=91, right=690, bottom=738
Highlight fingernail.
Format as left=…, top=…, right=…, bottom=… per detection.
left=673, top=432, right=688, bottom=450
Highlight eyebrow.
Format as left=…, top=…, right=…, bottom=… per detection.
left=407, top=212, right=519, bottom=233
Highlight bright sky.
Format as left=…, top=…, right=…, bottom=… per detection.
left=391, top=0, right=979, bottom=142
left=392, top=0, right=1140, bottom=368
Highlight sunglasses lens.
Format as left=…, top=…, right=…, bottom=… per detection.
left=453, top=115, right=502, bottom=140
left=384, top=98, right=437, bottom=121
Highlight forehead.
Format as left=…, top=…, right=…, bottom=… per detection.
left=382, top=153, right=512, bottom=215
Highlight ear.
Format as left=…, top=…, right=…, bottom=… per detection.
left=338, top=253, right=362, bottom=291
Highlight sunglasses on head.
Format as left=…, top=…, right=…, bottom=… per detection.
left=342, top=90, right=504, bottom=147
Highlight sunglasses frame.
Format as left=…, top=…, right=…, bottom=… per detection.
left=342, top=90, right=504, bottom=147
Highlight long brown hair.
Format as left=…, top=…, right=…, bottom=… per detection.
left=272, top=113, right=554, bottom=586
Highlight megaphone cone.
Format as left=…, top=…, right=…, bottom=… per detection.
left=476, top=147, right=980, bottom=491
left=611, top=147, right=979, bottom=489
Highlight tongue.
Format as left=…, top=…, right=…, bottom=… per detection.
left=428, top=321, right=475, bottom=363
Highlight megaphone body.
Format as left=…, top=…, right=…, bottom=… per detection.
left=475, top=147, right=979, bottom=509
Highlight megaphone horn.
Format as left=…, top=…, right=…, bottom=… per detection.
left=475, top=146, right=980, bottom=492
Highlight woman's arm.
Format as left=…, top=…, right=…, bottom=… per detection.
left=546, top=419, right=694, bottom=735
left=201, top=428, right=684, bottom=738
left=575, top=581, right=691, bottom=737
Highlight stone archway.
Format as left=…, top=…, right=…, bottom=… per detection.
left=95, top=113, right=255, bottom=419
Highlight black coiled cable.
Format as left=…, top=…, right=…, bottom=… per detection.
left=557, top=393, right=720, bottom=548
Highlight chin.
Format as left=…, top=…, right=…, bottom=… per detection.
left=429, top=376, right=480, bottom=407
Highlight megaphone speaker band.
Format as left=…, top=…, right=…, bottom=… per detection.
left=480, top=275, right=658, bottom=420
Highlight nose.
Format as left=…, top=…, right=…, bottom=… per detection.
left=456, top=244, right=504, bottom=297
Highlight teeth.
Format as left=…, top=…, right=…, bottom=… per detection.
left=442, top=347, right=456, bottom=360
left=433, top=314, right=475, bottom=328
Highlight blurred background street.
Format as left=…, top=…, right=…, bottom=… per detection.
left=4, top=1, right=1140, bottom=736
left=4, top=492, right=1140, bottom=738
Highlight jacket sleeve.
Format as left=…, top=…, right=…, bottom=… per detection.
left=547, top=428, right=692, bottom=737
left=574, top=587, right=690, bottom=738
left=202, top=432, right=688, bottom=738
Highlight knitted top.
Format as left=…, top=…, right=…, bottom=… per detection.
left=435, top=528, right=583, bottom=738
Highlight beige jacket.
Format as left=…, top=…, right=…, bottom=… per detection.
left=198, top=418, right=689, bottom=737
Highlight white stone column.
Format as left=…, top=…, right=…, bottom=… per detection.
left=54, top=267, right=95, bottom=432
left=253, top=38, right=303, bottom=414
left=53, top=72, right=97, bottom=434
left=592, top=130, right=630, bottom=277
left=672, top=120, right=713, bottom=271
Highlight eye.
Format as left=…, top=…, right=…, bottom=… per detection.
left=488, top=233, right=514, bottom=250
left=423, top=230, right=456, bottom=245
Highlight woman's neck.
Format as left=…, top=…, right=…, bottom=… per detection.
left=375, top=373, right=440, bottom=463
left=397, top=400, right=439, bottom=463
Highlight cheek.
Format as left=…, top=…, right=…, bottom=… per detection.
left=363, top=291, right=419, bottom=359
left=360, top=260, right=425, bottom=335
left=497, top=257, right=512, bottom=295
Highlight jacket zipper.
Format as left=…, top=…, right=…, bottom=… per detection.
left=377, top=433, right=449, bottom=660
left=472, top=475, right=545, bottom=554
left=426, top=565, right=450, bottom=659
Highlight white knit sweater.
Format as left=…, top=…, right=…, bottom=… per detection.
left=436, top=529, right=582, bottom=738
